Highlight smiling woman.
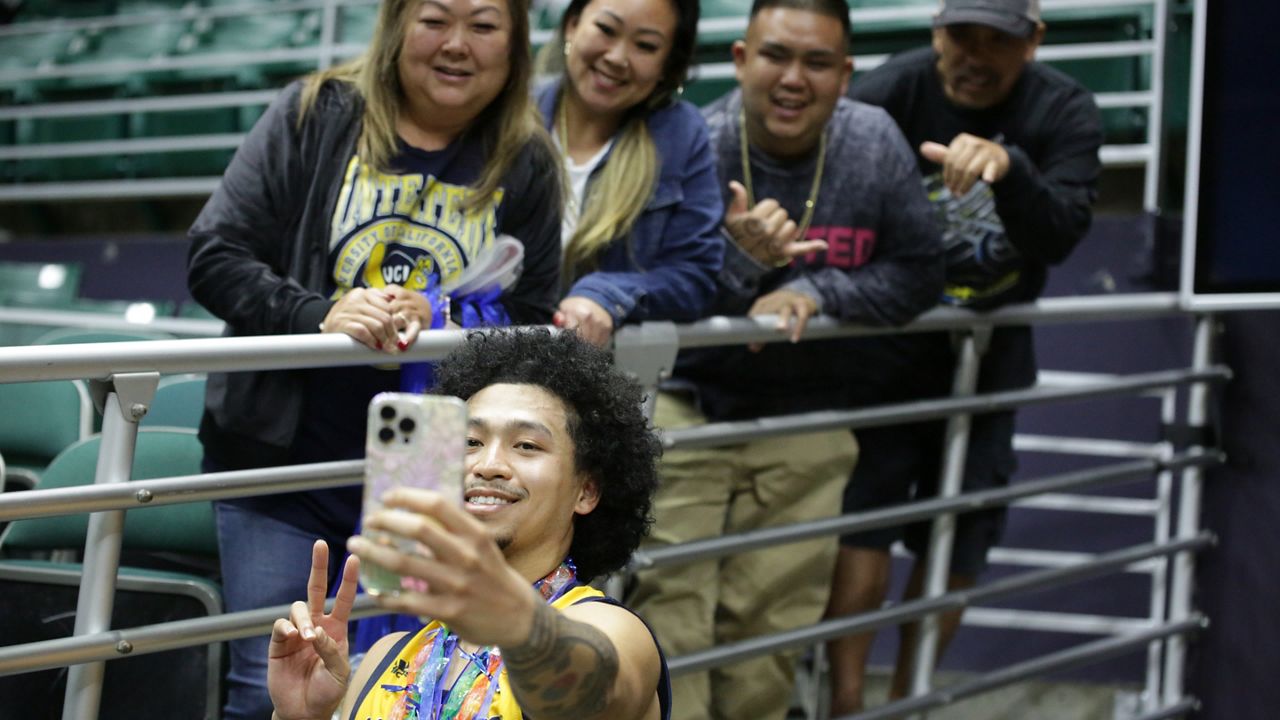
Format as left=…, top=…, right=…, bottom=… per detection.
left=532, top=0, right=725, bottom=348
left=185, top=0, right=565, bottom=715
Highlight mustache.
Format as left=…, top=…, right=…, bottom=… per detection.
left=465, top=480, right=529, bottom=499
left=954, top=66, right=998, bottom=85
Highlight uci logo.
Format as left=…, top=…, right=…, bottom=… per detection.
left=372, top=249, right=436, bottom=290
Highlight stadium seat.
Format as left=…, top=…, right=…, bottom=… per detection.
left=0, top=261, right=82, bottom=307
left=140, top=373, right=205, bottom=429
left=0, top=428, right=221, bottom=719
left=339, top=3, right=378, bottom=45
left=0, top=380, right=94, bottom=493
left=0, top=264, right=82, bottom=343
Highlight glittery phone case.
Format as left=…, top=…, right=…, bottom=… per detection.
left=360, top=392, right=467, bottom=596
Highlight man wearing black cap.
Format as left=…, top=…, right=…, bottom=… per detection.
left=824, top=0, right=1103, bottom=712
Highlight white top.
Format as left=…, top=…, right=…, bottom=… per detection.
left=555, top=136, right=614, bottom=249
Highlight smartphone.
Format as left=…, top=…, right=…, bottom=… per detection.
left=359, top=392, right=468, bottom=596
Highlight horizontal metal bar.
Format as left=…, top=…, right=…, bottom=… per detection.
left=0, top=593, right=385, bottom=677
left=632, top=451, right=1219, bottom=570
left=0, top=177, right=222, bottom=202
left=0, top=89, right=280, bottom=121
left=1102, top=143, right=1155, bottom=165
left=667, top=534, right=1211, bottom=675
left=674, top=293, right=1182, bottom=349
left=0, top=307, right=223, bottom=337
left=1131, top=698, right=1199, bottom=720
left=1040, top=39, right=1156, bottom=61
left=0, top=46, right=323, bottom=84
left=0, top=533, right=1209, bottom=679
left=1013, top=493, right=1160, bottom=515
left=0, top=327, right=472, bottom=384
left=0, top=133, right=244, bottom=161
left=0, top=460, right=362, bottom=523
left=985, top=546, right=1160, bottom=573
left=0, top=293, right=1188, bottom=383
left=0, top=0, right=368, bottom=38
left=1013, top=433, right=1166, bottom=459
left=663, top=367, right=1229, bottom=450
left=961, top=607, right=1153, bottom=635
left=841, top=616, right=1205, bottom=720
left=1096, top=90, right=1155, bottom=109
left=1184, top=293, right=1280, bottom=312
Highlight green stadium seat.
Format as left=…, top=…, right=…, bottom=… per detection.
left=32, top=326, right=177, bottom=345
left=0, top=261, right=82, bottom=306
left=1, top=428, right=213, bottom=555
left=64, top=297, right=177, bottom=320
left=0, top=380, right=94, bottom=493
left=339, top=3, right=378, bottom=46
left=176, top=300, right=219, bottom=320
left=140, top=373, right=205, bottom=430
left=11, top=104, right=129, bottom=182
left=57, top=7, right=191, bottom=92
left=128, top=103, right=239, bottom=178
left=0, top=428, right=221, bottom=717
left=179, top=6, right=319, bottom=85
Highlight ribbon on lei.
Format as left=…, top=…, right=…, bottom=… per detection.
left=398, top=236, right=523, bottom=395
left=374, top=559, right=579, bottom=720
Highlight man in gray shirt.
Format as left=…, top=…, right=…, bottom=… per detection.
left=625, top=1, right=943, bottom=718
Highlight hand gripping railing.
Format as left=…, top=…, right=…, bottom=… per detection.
left=0, top=292, right=1223, bottom=719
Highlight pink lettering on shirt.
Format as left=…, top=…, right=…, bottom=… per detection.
left=802, top=226, right=877, bottom=269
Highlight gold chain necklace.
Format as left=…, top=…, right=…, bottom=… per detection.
left=738, top=108, right=827, bottom=257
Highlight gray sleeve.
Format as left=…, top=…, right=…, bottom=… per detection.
left=789, top=117, right=944, bottom=326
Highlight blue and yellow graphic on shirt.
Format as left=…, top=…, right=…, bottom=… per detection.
left=923, top=172, right=1021, bottom=310
left=328, top=156, right=503, bottom=297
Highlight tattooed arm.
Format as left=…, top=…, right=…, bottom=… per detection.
left=347, top=489, right=663, bottom=720
left=502, top=600, right=662, bottom=720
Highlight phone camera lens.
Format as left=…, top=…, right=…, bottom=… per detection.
left=380, top=406, right=396, bottom=421
left=399, top=418, right=416, bottom=433
left=378, top=427, right=395, bottom=443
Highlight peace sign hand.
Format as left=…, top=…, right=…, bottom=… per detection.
left=267, top=540, right=360, bottom=720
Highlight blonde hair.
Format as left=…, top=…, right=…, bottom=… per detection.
left=298, top=0, right=549, bottom=211
left=538, top=48, right=658, bottom=274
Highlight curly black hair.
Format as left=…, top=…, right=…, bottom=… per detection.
left=434, top=328, right=662, bottom=581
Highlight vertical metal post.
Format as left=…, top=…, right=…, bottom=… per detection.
left=1162, top=315, right=1213, bottom=705
left=1143, top=388, right=1177, bottom=713
left=1145, top=0, right=1170, bottom=211
left=62, top=373, right=158, bottom=720
left=317, top=0, right=338, bottom=70
left=608, top=322, right=680, bottom=599
left=1177, top=0, right=1209, bottom=305
left=908, top=328, right=986, bottom=698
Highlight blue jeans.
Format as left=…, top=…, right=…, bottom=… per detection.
left=215, top=501, right=348, bottom=720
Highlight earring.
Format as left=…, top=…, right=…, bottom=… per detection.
left=564, top=41, right=573, bottom=58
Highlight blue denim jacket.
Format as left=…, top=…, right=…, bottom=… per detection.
left=537, top=81, right=725, bottom=324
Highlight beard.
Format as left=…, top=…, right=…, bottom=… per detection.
left=494, top=531, right=514, bottom=551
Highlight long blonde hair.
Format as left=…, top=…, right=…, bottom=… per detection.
left=298, top=0, right=548, bottom=210
left=558, top=90, right=658, bottom=272
left=537, top=0, right=700, bottom=273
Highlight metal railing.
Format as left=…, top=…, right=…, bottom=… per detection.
left=0, top=292, right=1224, bottom=720
left=0, top=0, right=1167, bottom=204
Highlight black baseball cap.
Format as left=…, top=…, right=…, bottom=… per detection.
left=934, top=0, right=1041, bottom=38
